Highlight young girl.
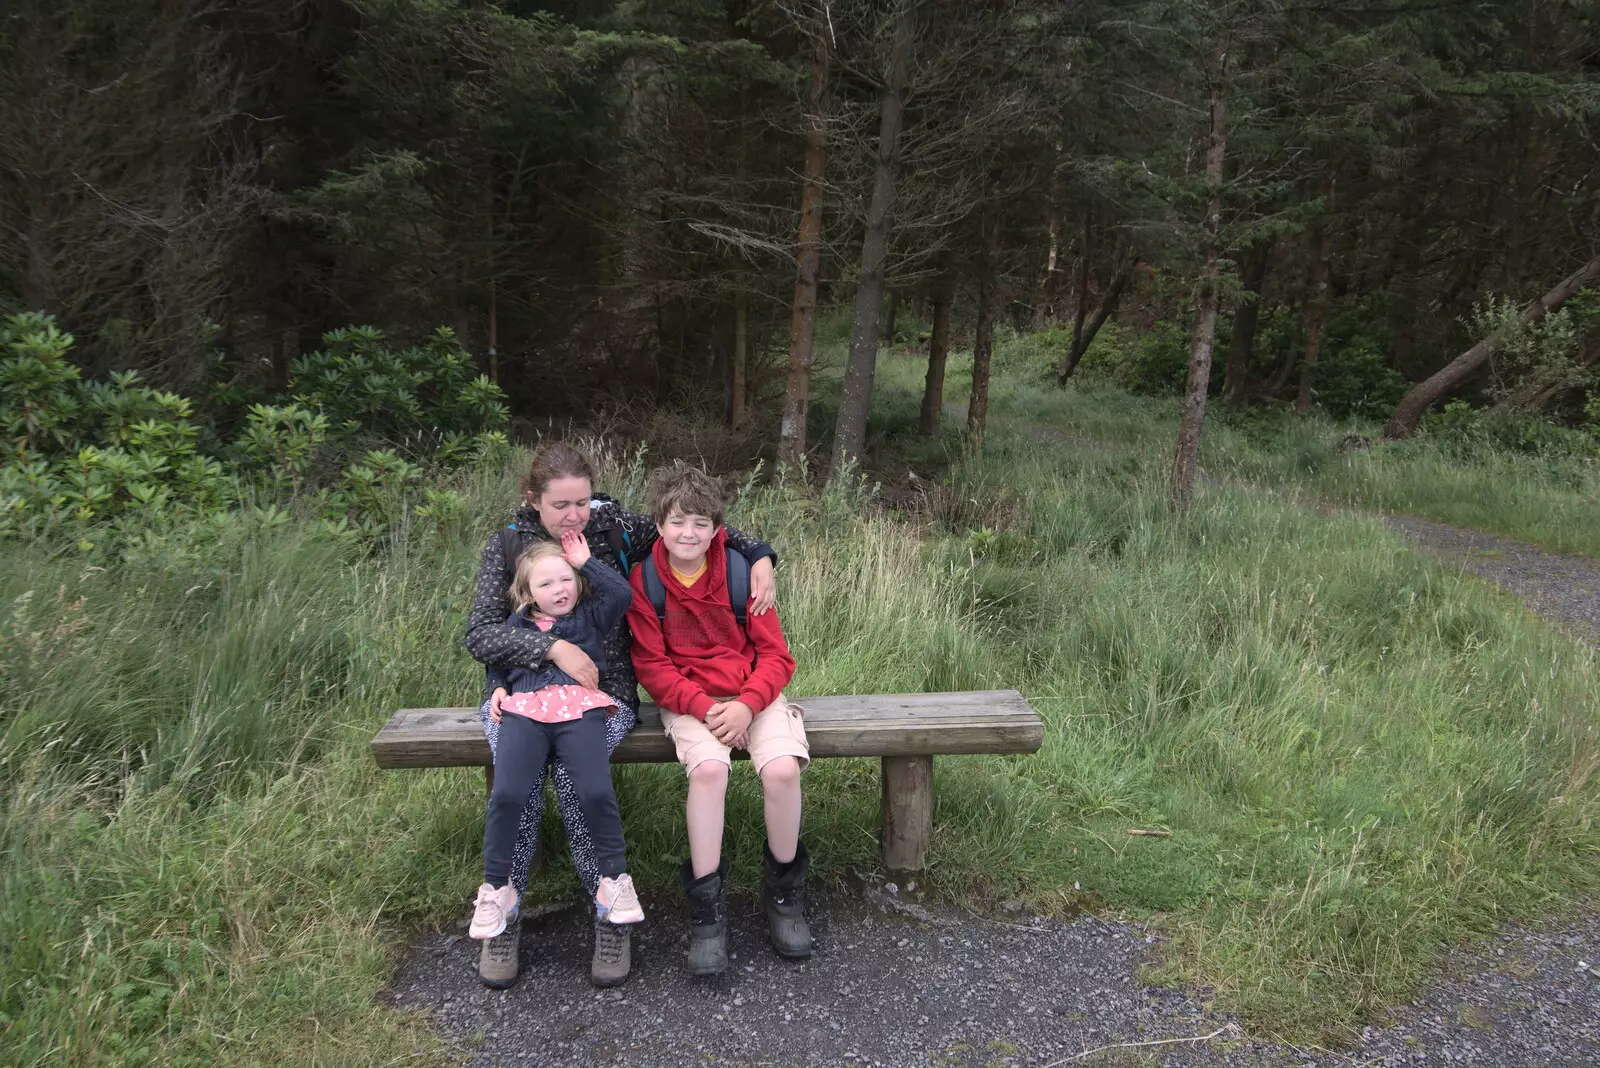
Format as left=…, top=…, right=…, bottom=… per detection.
left=471, top=529, right=644, bottom=951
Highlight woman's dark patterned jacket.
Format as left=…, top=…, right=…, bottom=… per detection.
left=463, top=495, right=776, bottom=710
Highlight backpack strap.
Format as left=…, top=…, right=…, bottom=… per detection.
left=589, top=493, right=633, bottom=575
left=724, top=549, right=750, bottom=626
left=604, top=524, right=632, bottom=575
left=498, top=524, right=522, bottom=573
left=640, top=548, right=749, bottom=625
left=640, top=554, right=668, bottom=621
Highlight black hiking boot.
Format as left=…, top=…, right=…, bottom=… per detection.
left=763, top=841, right=814, bottom=959
left=682, top=859, right=729, bottom=976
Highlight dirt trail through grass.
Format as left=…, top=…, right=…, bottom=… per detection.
left=1376, top=514, right=1600, bottom=646
left=393, top=410, right=1600, bottom=1066
left=1009, top=408, right=1600, bottom=647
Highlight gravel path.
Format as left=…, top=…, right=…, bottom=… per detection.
left=391, top=888, right=1600, bottom=1067
left=1379, top=514, right=1600, bottom=646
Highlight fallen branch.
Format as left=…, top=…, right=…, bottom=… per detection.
left=1044, top=1023, right=1238, bottom=1066
left=1126, top=828, right=1172, bottom=837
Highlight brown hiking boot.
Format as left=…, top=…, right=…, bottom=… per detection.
left=590, top=918, right=631, bottom=987
left=477, top=914, right=520, bottom=989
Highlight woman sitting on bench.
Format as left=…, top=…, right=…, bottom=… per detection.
left=462, top=441, right=778, bottom=989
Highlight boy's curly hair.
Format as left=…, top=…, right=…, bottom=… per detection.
left=508, top=541, right=589, bottom=616
left=645, top=463, right=730, bottom=527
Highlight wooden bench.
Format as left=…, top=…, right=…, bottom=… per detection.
left=371, top=690, right=1043, bottom=872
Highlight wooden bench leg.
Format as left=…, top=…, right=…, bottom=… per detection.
left=881, top=755, right=932, bottom=874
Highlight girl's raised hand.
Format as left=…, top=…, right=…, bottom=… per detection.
left=489, top=687, right=508, bottom=724
left=561, top=528, right=590, bottom=569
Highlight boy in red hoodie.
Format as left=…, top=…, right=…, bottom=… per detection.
left=627, top=465, right=811, bottom=974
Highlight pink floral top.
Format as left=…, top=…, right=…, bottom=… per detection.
left=501, top=615, right=615, bottom=724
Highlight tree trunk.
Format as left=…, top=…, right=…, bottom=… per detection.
left=919, top=275, right=953, bottom=436
left=732, top=289, right=749, bottom=431
left=1261, top=302, right=1302, bottom=396
left=1382, top=251, right=1600, bottom=439
left=831, top=7, right=914, bottom=474
left=1222, top=243, right=1268, bottom=406
left=777, top=34, right=831, bottom=470
left=883, top=291, right=899, bottom=342
left=1069, top=214, right=1091, bottom=354
left=1032, top=211, right=1060, bottom=330
left=270, top=329, right=292, bottom=393
left=967, top=221, right=1000, bottom=452
left=486, top=273, right=499, bottom=385
left=1295, top=185, right=1335, bottom=416
left=1170, top=37, right=1231, bottom=512
left=1057, top=257, right=1134, bottom=384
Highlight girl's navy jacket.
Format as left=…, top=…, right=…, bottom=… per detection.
left=485, top=559, right=634, bottom=695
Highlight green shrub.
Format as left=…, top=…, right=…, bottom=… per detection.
left=1310, top=338, right=1408, bottom=419
left=290, top=325, right=509, bottom=450
left=1422, top=399, right=1600, bottom=461
left=1, top=314, right=514, bottom=554
left=993, top=326, right=1070, bottom=381
left=1075, top=320, right=1190, bottom=395
left=1, top=315, right=237, bottom=542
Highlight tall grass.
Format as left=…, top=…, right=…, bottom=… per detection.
left=921, top=435, right=1597, bottom=1037
left=922, top=341, right=1600, bottom=558
left=3, top=363, right=1598, bottom=1061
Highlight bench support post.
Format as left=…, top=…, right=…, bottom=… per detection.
left=880, top=755, right=932, bottom=873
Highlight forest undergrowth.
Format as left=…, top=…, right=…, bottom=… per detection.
left=949, top=339, right=1600, bottom=559
left=3, top=359, right=1598, bottom=1064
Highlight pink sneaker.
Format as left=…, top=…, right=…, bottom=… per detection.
left=470, top=883, right=519, bottom=940
left=595, top=874, right=644, bottom=925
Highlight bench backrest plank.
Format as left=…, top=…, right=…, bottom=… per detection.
left=371, top=690, right=1043, bottom=769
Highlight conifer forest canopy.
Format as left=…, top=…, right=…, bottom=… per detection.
left=2, top=0, right=1596, bottom=441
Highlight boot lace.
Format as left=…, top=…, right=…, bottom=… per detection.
left=594, top=920, right=629, bottom=965
left=485, top=918, right=519, bottom=964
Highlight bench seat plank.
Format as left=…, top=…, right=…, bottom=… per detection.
left=371, top=690, right=1043, bottom=769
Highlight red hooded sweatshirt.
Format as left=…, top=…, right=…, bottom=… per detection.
left=627, top=529, right=796, bottom=721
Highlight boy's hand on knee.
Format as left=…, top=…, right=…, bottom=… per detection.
left=489, top=687, right=508, bottom=724
left=707, top=700, right=754, bottom=746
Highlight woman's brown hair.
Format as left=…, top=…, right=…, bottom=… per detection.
left=522, top=441, right=597, bottom=500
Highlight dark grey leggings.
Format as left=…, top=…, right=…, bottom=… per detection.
left=482, top=708, right=627, bottom=887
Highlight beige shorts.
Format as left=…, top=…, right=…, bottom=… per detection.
left=660, top=694, right=810, bottom=774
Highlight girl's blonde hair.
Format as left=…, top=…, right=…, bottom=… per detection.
left=508, top=541, right=590, bottom=616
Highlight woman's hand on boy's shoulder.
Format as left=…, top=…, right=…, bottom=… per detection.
left=748, top=557, right=776, bottom=616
